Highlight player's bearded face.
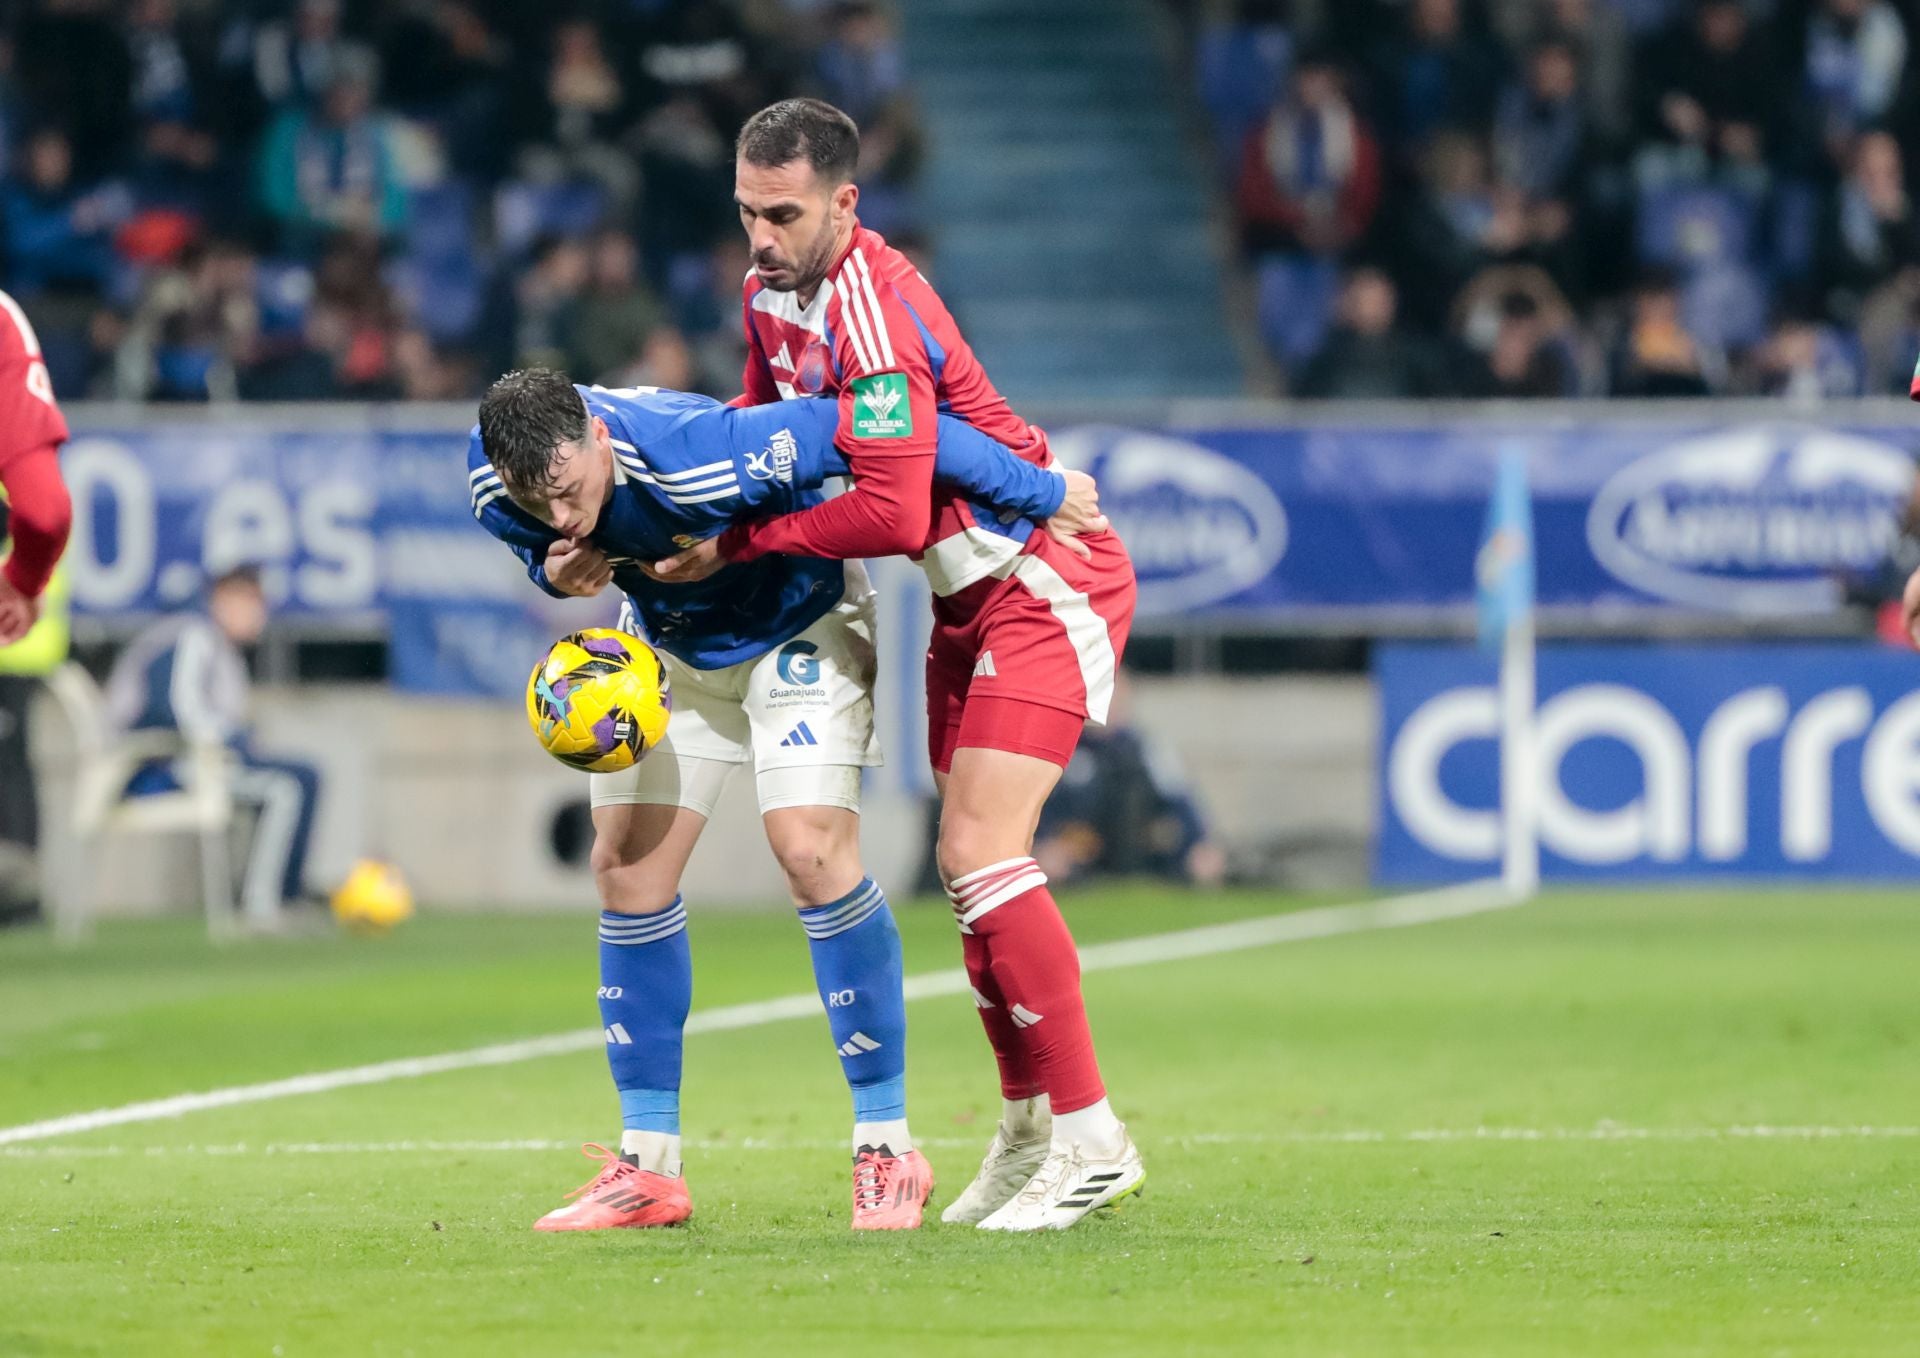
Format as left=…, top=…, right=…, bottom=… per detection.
left=736, top=158, right=850, bottom=295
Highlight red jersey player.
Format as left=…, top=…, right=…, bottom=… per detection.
left=651, top=99, right=1145, bottom=1231
left=0, top=290, right=73, bottom=646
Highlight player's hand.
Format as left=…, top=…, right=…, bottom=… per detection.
left=545, top=538, right=612, bottom=596
left=0, top=576, right=39, bottom=646
left=1902, top=565, right=1920, bottom=648
left=645, top=538, right=726, bottom=584
left=1046, top=468, right=1109, bottom=561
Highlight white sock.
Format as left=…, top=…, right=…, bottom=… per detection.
left=1003, top=1093, right=1051, bottom=1141
left=619, top=1129, right=682, bottom=1176
left=854, top=1119, right=912, bottom=1157
left=1051, top=1097, right=1125, bottom=1157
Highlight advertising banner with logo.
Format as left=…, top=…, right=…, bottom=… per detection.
left=58, top=414, right=610, bottom=697
left=1376, top=642, right=1920, bottom=882
left=1051, top=418, right=1918, bottom=619
left=54, top=407, right=1920, bottom=693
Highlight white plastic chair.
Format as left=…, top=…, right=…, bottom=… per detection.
left=40, top=663, right=237, bottom=944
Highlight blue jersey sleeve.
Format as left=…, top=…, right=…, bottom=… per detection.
left=467, top=429, right=567, bottom=599
left=802, top=406, right=1066, bottom=520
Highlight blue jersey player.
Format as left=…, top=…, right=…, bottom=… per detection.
left=466, top=368, right=1105, bottom=1232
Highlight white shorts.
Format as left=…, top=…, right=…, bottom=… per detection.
left=590, top=587, right=883, bottom=817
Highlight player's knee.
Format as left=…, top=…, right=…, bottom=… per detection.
left=763, top=807, right=861, bottom=906
left=936, top=812, right=1017, bottom=889
left=590, top=835, right=680, bottom=915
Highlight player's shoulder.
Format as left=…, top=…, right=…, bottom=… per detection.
left=0, top=288, right=40, bottom=363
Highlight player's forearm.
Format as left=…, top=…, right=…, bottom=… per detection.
left=0, top=442, right=71, bottom=598
left=720, top=450, right=935, bottom=562
left=929, top=421, right=1065, bottom=521
left=525, top=560, right=569, bottom=600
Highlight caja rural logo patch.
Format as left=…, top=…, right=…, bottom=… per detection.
left=851, top=373, right=912, bottom=440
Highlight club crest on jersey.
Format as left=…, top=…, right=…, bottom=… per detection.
left=796, top=341, right=829, bottom=394
left=745, top=428, right=798, bottom=484
left=851, top=373, right=912, bottom=439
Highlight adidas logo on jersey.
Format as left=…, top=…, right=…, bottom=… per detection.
left=837, top=1032, right=883, bottom=1057
left=1009, top=1004, right=1045, bottom=1029
left=971, top=986, right=995, bottom=1010
left=605, top=1023, right=633, bottom=1045
left=780, top=722, right=819, bottom=748
left=973, top=651, right=997, bottom=678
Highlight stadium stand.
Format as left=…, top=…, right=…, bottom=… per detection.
left=0, top=0, right=923, bottom=403
left=1174, top=0, right=1920, bottom=397
left=11, top=0, right=1920, bottom=403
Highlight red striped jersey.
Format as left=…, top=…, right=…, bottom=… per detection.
left=720, top=224, right=1054, bottom=592
left=0, top=289, right=68, bottom=466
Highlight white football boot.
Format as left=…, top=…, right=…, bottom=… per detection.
left=938, top=1121, right=1051, bottom=1225
left=975, top=1134, right=1146, bottom=1233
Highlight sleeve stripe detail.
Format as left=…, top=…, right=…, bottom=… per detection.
left=848, top=249, right=896, bottom=366
left=642, top=470, right=737, bottom=494
left=472, top=486, right=508, bottom=518
left=608, top=442, right=735, bottom=482
left=831, top=272, right=878, bottom=372
left=649, top=458, right=736, bottom=482
left=612, top=451, right=740, bottom=502
left=468, top=464, right=496, bottom=484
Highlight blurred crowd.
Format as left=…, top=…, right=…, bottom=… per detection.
left=1182, top=0, right=1920, bottom=398
left=0, top=0, right=921, bottom=402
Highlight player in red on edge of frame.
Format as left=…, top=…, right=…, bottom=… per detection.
left=0, top=288, right=74, bottom=647
left=648, top=99, right=1144, bottom=1232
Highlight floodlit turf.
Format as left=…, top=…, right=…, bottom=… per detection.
left=3, top=887, right=1920, bottom=1356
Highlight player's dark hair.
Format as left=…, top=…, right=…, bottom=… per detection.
left=736, top=98, right=860, bottom=184
left=478, top=367, right=588, bottom=491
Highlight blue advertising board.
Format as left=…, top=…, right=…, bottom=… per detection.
left=1376, top=642, right=1920, bottom=882
left=51, top=407, right=1920, bottom=694
left=1051, top=417, right=1919, bottom=618
left=58, top=415, right=610, bottom=698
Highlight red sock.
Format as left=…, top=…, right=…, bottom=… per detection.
left=957, top=929, right=1043, bottom=1100
left=948, top=858, right=1106, bottom=1114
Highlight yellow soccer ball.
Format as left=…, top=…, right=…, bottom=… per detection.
left=331, top=859, right=414, bottom=934
left=526, top=628, right=672, bottom=773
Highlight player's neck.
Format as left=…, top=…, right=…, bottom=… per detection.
left=797, top=221, right=858, bottom=309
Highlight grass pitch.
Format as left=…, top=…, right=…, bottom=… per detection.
left=3, top=887, right=1919, bottom=1356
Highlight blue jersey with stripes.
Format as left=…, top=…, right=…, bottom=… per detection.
left=467, top=385, right=1065, bottom=669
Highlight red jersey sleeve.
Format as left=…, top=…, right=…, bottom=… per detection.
left=0, top=291, right=70, bottom=460
left=0, top=445, right=72, bottom=599
left=0, top=291, right=73, bottom=598
left=720, top=249, right=936, bottom=563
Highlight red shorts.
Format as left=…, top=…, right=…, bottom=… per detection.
left=925, top=528, right=1137, bottom=774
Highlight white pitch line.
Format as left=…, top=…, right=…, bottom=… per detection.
left=7, top=1124, right=1919, bottom=1161
left=0, top=879, right=1519, bottom=1148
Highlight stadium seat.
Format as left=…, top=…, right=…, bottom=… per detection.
left=404, top=181, right=477, bottom=265
left=1195, top=23, right=1293, bottom=167
left=387, top=256, right=485, bottom=344
left=1682, top=263, right=1769, bottom=353
left=1635, top=185, right=1760, bottom=274
left=1767, top=179, right=1823, bottom=283
left=255, top=260, right=315, bottom=337
left=38, top=663, right=243, bottom=944
left=1255, top=254, right=1339, bottom=369
left=493, top=181, right=609, bottom=260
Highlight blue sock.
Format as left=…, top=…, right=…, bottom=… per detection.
left=798, top=879, right=908, bottom=1141
left=598, top=901, right=692, bottom=1137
